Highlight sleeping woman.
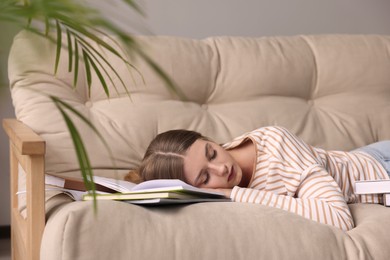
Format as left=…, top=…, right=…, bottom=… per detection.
left=126, top=126, right=390, bottom=231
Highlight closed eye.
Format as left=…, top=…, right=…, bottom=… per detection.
left=210, top=149, right=217, bottom=160
left=207, top=144, right=217, bottom=160
left=195, top=143, right=216, bottom=187
left=203, top=172, right=210, bottom=185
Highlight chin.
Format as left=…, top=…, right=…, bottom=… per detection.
left=235, top=172, right=243, bottom=186
left=226, top=183, right=236, bottom=189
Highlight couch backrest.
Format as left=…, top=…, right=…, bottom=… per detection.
left=8, top=31, right=390, bottom=176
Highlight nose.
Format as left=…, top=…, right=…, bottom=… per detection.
left=208, top=162, right=228, bottom=176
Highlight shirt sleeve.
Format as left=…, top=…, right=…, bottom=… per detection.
left=230, top=164, right=355, bottom=231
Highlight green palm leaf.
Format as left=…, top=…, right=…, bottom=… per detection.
left=53, top=99, right=97, bottom=211
left=54, top=20, right=62, bottom=75
left=0, top=0, right=186, bottom=208
left=82, top=49, right=110, bottom=97
left=82, top=49, right=92, bottom=89
left=73, top=37, right=79, bottom=87
left=66, top=29, right=73, bottom=72
left=50, top=95, right=117, bottom=206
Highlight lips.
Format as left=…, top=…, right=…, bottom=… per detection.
left=228, top=167, right=235, bottom=182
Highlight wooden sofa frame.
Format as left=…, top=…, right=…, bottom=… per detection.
left=3, top=119, right=46, bottom=260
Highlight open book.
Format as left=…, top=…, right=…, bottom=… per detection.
left=355, top=179, right=390, bottom=207
left=355, top=179, right=390, bottom=194
left=45, top=174, right=137, bottom=193
left=383, top=194, right=390, bottom=207
left=45, top=175, right=230, bottom=204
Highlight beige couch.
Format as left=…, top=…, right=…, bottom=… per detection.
left=4, top=30, right=390, bottom=260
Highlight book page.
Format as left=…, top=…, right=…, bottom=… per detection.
left=93, top=176, right=137, bottom=192
left=131, top=179, right=225, bottom=197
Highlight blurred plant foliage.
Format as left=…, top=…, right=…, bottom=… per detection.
left=0, top=0, right=180, bottom=206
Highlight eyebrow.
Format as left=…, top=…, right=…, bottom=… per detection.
left=194, top=143, right=210, bottom=186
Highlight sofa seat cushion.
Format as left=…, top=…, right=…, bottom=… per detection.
left=41, top=198, right=390, bottom=260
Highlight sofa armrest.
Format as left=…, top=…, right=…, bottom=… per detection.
left=2, top=119, right=46, bottom=260
left=3, top=119, right=45, bottom=155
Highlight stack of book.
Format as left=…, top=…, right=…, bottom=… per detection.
left=355, top=179, right=390, bottom=206
left=45, top=175, right=231, bottom=205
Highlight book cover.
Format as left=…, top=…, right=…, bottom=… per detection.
left=83, top=191, right=203, bottom=201
left=124, top=198, right=232, bottom=205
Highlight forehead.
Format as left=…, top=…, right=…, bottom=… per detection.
left=183, top=139, right=208, bottom=183
left=184, top=139, right=208, bottom=162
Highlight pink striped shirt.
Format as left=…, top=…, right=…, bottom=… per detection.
left=223, top=126, right=389, bottom=231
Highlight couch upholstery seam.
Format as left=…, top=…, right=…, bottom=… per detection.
left=207, top=38, right=221, bottom=103
left=300, top=35, right=319, bottom=101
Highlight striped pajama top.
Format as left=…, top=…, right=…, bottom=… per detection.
left=222, top=126, right=389, bottom=231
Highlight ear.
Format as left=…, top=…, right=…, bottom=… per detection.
left=125, top=170, right=142, bottom=184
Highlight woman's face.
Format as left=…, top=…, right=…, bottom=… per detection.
left=183, top=139, right=242, bottom=189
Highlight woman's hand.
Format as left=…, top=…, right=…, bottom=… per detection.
left=202, top=188, right=232, bottom=198
left=218, top=188, right=233, bottom=197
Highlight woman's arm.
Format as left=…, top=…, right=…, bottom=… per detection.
left=230, top=164, right=354, bottom=231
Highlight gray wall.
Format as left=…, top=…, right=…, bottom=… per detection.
left=1, top=0, right=390, bottom=226
left=0, top=23, right=17, bottom=226
left=142, top=0, right=390, bottom=38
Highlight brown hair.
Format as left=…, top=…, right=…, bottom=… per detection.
left=125, top=129, right=208, bottom=183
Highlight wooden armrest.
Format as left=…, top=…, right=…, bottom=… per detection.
left=2, top=119, right=45, bottom=155
left=3, top=118, right=46, bottom=260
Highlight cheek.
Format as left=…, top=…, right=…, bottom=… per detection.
left=219, top=148, right=232, bottom=160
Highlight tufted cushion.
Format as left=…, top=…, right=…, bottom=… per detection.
left=8, top=31, right=390, bottom=260
left=9, top=31, right=390, bottom=178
